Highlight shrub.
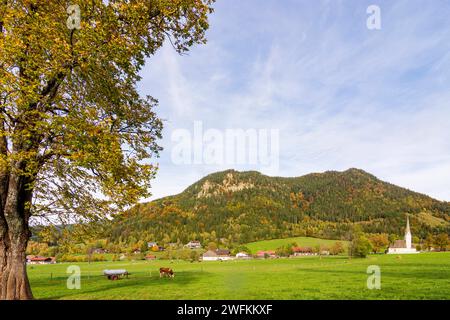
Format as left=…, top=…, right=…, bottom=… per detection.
left=330, top=242, right=345, bottom=255
left=368, top=233, right=389, bottom=253
left=349, top=234, right=372, bottom=258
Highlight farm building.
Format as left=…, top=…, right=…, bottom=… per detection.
left=235, top=252, right=251, bottom=259
left=147, top=242, right=158, bottom=248
left=92, top=248, right=107, bottom=254
left=202, top=249, right=234, bottom=261
left=149, top=243, right=165, bottom=252
left=26, top=255, right=56, bottom=265
left=256, top=250, right=277, bottom=259
left=292, top=247, right=314, bottom=256
left=216, top=249, right=231, bottom=256
left=185, top=240, right=202, bottom=249
left=145, top=254, right=157, bottom=260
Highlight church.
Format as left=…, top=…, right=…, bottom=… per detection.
left=387, top=216, right=419, bottom=254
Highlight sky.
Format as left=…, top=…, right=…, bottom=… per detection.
left=137, top=0, right=450, bottom=202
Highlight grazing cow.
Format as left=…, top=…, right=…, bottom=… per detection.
left=159, top=267, right=175, bottom=278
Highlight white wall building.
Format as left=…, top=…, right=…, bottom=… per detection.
left=185, top=241, right=202, bottom=249
left=202, top=249, right=234, bottom=261
left=235, top=252, right=251, bottom=259
left=387, top=217, right=419, bottom=254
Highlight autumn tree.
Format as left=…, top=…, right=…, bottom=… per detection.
left=0, top=0, right=214, bottom=299
left=424, top=233, right=434, bottom=251
left=433, top=233, right=449, bottom=252
left=368, top=233, right=389, bottom=253
left=330, top=241, right=344, bottom=255
left=290, top=191, right=310, bottom=212
left=207, top=241, right=217, bottom=251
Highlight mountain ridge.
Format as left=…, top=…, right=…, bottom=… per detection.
left=110, top=168, right=450, bottom=245
left=169, top=168, right=440, bottom=203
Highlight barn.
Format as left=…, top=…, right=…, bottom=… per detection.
left=202, top=249, right=234, bottom=261
left=26, top=255, right=56, bottom=265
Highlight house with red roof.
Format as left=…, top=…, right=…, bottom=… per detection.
left=292, top=247, right=314, bottom=256
left=26, top=255, right=56, bottom=265
left=256, top=250, right=277, bottom=258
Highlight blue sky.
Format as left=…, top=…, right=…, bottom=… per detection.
left=137, top=0, right=450, bottom=201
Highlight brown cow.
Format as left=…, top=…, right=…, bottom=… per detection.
left=159, top=267, right=175, bottom=278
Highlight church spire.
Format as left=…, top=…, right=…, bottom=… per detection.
left=406, top=216, right=411, bottom=234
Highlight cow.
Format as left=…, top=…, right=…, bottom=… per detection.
left=159, top=267, right=175, bottom=278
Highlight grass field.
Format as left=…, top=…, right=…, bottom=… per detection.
left=245, top=236, right=348, bottom=252
left=28, top=252, right=450, bottom=300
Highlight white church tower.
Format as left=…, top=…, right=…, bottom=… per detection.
left=405, top=216, right=412, bottom=249
left=387, top=215, right=418, bottom=254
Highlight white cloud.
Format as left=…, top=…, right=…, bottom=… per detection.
left=138, top=0, right=450, bottom=201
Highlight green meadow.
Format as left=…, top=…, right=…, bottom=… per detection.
left=245, top=236, right=348, bottom=252
left=28, top=252, right=450, bottom=300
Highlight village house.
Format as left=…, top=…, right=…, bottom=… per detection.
left=26, top=255, right=56, bottom=265
left=292, top=247, right=314, bottom=256
left=235, top=252, right=251, bottom=259
left=202, top=249, right=233, bottom=261
left=92, top=248, right=107, bottom=254
left=256, top=250, right=277, bottom=259
left=202, top=250, right=218, bottom=261
left=185, top=240, right=202, bottom=249
left=216, top=249, right=231, bottom=256
left=147, top=242, right=158, bottom=248
left=147, top=242, right=165, bottom=252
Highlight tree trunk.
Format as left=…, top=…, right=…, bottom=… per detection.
left=0, top=171, right=34, bottom=300
left=0, top=222, right=9, bottom=298
left=0, top=235, right=32, bottom=300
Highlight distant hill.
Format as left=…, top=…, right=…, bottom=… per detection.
left=109, top=169, right=450, bottom=245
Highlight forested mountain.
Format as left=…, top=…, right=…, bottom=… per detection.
left=109, top=169, right=450, bottom=246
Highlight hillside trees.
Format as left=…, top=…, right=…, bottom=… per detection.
left=433, top=233, right=449, bottom=251
left=28, top=168, right=450, bottom=260
left=0, top=0, right=214, bottom=300
left=108, top=169, right=450, bottom=246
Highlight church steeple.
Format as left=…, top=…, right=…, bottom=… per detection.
left=387, top=215, right=418, bottom=254
left=406, top=216, right=411, bottom=234
left=405, top=216, right=412, bottom=249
